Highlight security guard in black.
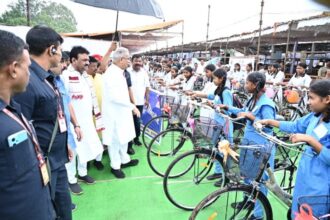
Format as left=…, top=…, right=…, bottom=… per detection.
left=0, top=99, right=54, bottom=220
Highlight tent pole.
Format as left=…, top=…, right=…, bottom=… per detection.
left=284, top=21, right=292, bottom=66
left=256, top=0, right=264, bottom=69
left=115, top=10, right=119, bottom=32
left=206, top=4, right=211, bottom=51
left=181, top=21, right=184, bottom=59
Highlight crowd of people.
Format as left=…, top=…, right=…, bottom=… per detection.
left=0, top=24, right=329, bottom=220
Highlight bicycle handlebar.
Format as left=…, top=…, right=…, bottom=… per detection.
left=253, top=121, right=305, bottom=148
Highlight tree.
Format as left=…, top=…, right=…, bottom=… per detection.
left=0, top=0, right=77, bottom=33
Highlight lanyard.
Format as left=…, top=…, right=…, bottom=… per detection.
left=2, top=108, right=45, bottom=166
left=44, top=79, right=64, bottom=118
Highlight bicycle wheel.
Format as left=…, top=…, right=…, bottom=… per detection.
left=190, top=185, right=273, bottom=220
left=147, top=128, right=193, bottom=177
left=278, top=106, right=303, bottom=121
left=163, top=148, right=228, bottom=211
left=142, top=115, right=171, bottom=149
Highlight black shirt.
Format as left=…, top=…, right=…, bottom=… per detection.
left=124, top=69, right=132, bottom=88
left=14, top=60, right=68, bottom=171
left=0, top=99, right=54, bottom=220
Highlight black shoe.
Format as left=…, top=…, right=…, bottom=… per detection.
left=78, top=175, right=96, bottom=185
left=111, top=168, right=125, bottom=179
left=213, top=178, right=224, bottom=187
left=231, top=198, right=254, bottom=210
left=69, top=183, right=83, bottom=195
left=93, top=160, right=104, bottom=170
left=127, top=146, right=135, bottom=155
left=71, top=203, right=77, bottom=212
left=121, top=159, right=139, bottom=168
left=134, top=138, right=142, bottom=146
left=207, top=173, right=223, bottom=181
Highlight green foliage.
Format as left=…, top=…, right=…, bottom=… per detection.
left=0, top=0, right=77, bottom=33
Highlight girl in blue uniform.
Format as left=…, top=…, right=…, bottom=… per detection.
left=192, top=69, right=233, bottom=187
left=220, top=72, right=276, bottom=219
left=260, top=80, right=330, bottom=219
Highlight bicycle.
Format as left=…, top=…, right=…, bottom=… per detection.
left=146, top=97, right=219, bottom=177
left=278, top=88, right=309, bottom=121
left=189, top=121, right=309, bottom=220
left=162, top=108, right=245, bottom=211
left=142, top=90, right=194, bottom=149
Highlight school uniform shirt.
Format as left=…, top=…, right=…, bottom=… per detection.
left=13, top=60, right=68, bottom=171
left=207, top=89, right=234, bottom=143
left=279, top=113, right=330, bottom=218
left=0, top=99, right=54, bottom=220
left=201, top=80, right=217, bottom=95
left=129, top=68, right=150, bottom=106
left=228, top=93, right=276, bottom=145
left=182, top=76, right=196, bottom=91
left=288, top=73, right=312, bottom=88
left=233, top=71, right=247, bottom=82
left=268, top=71, right=285, bottom=84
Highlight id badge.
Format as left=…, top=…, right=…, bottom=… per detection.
left=40, top=163, right=49, bottom=186
left=58, top=117, right=67, bottom=133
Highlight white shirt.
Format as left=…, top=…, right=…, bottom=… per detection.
left=202, top=81, right=217, bottom=94
left=288, top=74, right=312, bottom=88
left=102, top=64, right=136, bottom=145
left=196, top=64, right=205, bottom=74
left=268, top=71, right=285, bottom=84
left=230, top=71, right=246, bottom=82
left=129, top=68, right=150, bottom=106
left=182, top=76, right=196, bottom=91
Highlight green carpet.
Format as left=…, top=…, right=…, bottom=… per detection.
left=72, top=144, right=290, bottom=220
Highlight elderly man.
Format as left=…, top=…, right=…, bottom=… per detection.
left=102, top=47, right=140, bottom=178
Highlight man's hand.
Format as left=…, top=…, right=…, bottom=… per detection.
left=133, top=107, right=141, bottom=118
left=145, top=100, right=149, bottom=108
left=67, top=145, right=74, bottom=162
left=74, top=126, right=83, bottom=141
left=109, top=41, right=117, bottom=52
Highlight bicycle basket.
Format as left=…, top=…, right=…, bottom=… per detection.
left=193, top=117, right=222, bottom=146
left=170, top=104, right=190, bottom=123
left=160, top=95, right=176, bottom=109
left=238, top=142, right=273, bottom=180
left=297, top=195, right=330, bottom=219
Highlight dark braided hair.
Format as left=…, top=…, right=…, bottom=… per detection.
left=213, top=69, right=228, bottom=103
left=246, top=72, right=266, bottom=111
left=310, top=80, right=330, bottom=122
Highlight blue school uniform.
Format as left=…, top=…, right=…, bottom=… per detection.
left=208, top=89, right=234, bottom=143
left=279, top=113, right=330, bottom=218
left=208, top=89, right=234, bottom=174
left=228, top=93, right=276, bottom=218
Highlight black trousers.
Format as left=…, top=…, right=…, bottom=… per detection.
left=51, top=165, right=72, bottom=220
left=128, top=105, right=144, bottom=148
left=134, top=105, right=144, bottom=139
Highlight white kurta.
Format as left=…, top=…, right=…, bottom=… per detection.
left=129, top=68, right=150, bottom=106
left=102, top=64, right=136, bottom=146
left=62, top=66, right=103, bottom=163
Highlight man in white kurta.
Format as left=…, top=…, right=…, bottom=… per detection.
left=62, top=46, right=103, bottom=193
left=102, top=47, right=140, bottom=179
